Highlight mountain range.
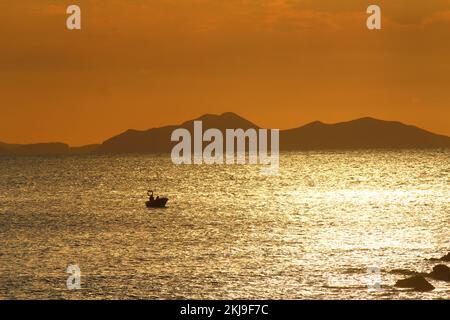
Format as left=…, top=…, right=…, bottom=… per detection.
left=1, top=112, right=449, bottom=155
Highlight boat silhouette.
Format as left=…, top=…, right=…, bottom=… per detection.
left=146, top=190, right=168, bottom=208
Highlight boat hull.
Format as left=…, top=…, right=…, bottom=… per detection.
left=146, top=198, right=168, bottom=208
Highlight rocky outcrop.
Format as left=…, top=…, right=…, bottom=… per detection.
left=395, top=276, right=435, bottom=292
left=428, top=265, right=450, bottom=282
left=438, top=252, right=450, bottom=262
left=427, top=252, right=450, bottom=262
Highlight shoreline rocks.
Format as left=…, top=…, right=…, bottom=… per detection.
left=426, top=251, right=450, bottom=262
left=395, top=276, right=435, bottom=292
left=394, top=251, right=449, bottom=292
left=428, top=264, right=450, bottom=282
left=438, top=252, right=450, bottom=262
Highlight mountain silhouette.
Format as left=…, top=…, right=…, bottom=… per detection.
left=0, top=142, right=100, bottom=156
left=282, top=117, right=450, bottom=150
left=94, top=112, right=259, bottom=154
left=1, top=113, right=449, bottom=155
left=94, top=113, right=450, bottom=153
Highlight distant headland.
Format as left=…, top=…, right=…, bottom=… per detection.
left=1, top=113, right=449, bottom=155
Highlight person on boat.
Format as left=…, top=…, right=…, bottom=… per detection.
left=156, top=196, right=160, bottom=201
left=149, top=190, right=154, bottom=202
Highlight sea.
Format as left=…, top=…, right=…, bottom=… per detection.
left=0, top=150, right=449, bottom=299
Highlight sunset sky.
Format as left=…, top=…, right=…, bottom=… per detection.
left=1, top=0, right=450, bottom=146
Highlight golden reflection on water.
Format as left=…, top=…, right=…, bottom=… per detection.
left=0, top=150, right=449, bottom=299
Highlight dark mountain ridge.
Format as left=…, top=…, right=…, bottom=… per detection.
left=282, top=117, right=450, bottom=150
left=1, top=113, right=449, bottom=155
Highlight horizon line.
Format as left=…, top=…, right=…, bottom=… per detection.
left=1, top=113, right=449, bottom=148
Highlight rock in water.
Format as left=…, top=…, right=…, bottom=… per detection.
left=429, top=265, right=450, bottom=282
left=395, top=276, right=435, bottom=292
left=427, top=252, right=450, bottom=262
left=440, top=252, right=450, bottom=262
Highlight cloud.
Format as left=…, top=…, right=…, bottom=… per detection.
left=423, top=10, right=450, bottom=25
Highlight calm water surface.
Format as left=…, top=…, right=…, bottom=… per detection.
left=0, top=150, right=449, bottom=299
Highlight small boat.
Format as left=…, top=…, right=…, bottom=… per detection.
left=146, top=190, right=168, bottom=208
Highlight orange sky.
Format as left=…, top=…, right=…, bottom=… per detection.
left=1, top=0, right=449, bottom=146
